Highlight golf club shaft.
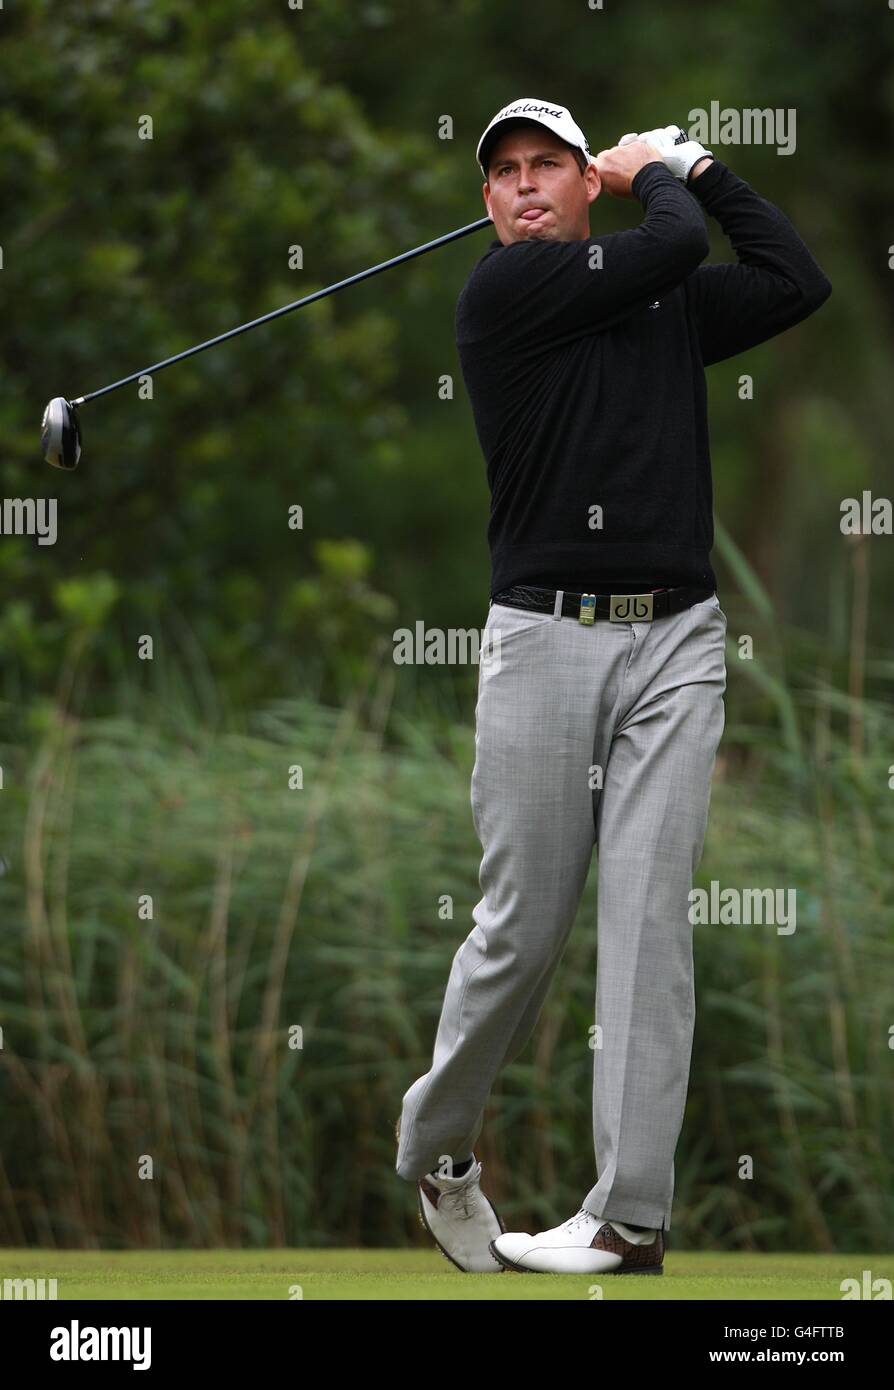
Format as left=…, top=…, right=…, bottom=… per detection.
left=70, top=216, right=493, bottom=408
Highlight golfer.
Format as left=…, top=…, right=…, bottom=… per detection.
left=395, top=98, right=831, bottom=1274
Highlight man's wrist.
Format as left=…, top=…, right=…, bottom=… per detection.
left=687, top=156, right=714, bottom=182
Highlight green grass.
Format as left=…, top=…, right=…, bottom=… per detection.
left=1, top=1249, right=891, bottom=1300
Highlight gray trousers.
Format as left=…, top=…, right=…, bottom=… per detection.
left=395, top=591, right=727, bottom=1232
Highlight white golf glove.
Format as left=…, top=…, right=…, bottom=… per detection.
left=618, top=124, right=712, bottom=182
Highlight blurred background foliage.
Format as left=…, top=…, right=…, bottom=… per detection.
left=1, top=0, right=891, bottom=703
left=1, top=0, right=892, bottom=1250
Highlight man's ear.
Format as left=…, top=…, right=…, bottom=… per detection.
left=584, top=161, right=602, bottom=204
left=482, top=181, right=492, bottom=216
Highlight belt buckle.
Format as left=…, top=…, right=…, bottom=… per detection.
left=609, top=592, right=654, bottom=623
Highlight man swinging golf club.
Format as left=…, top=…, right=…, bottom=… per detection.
left=394, top=97, right=831, bottom=1274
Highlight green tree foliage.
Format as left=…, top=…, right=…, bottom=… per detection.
left=3, top=1, right=889, bottom=706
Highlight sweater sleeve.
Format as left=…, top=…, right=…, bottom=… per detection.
left=684, top=159, right=832, bottom=367
left=457, top=161, right=710, bottom=348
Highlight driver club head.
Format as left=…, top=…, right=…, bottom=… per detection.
left=41, top=396, right=82, bottom=470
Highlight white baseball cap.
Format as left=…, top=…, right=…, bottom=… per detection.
left=476, top=97, right=597, bottom=178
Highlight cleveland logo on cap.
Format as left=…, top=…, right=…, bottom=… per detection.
left=494, top=102, right=566, bottom=121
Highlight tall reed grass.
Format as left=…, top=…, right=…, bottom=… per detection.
left=1, top=535, right=891, bottom=1250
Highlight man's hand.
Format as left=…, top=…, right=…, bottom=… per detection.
left=618, top=124, right=713, bottom=183
left=594, top=140, right=666, bottom=199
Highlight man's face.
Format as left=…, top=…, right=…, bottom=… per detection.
left=483, top=126, right=601, bottom=245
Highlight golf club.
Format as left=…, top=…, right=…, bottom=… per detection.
left=40, top=215, right=493, bottom=470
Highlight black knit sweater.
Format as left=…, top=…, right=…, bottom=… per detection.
left=455, top=159, right=831, bottom=598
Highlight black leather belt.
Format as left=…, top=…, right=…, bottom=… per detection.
left=490, top=583, right=716, bottom=624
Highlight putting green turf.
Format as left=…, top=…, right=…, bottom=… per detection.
left=1, top=1249, right=891, bottom=1300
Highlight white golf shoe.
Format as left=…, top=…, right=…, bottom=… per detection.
left=417, top=1158, right=506, bottom=1273
left=490, top=1205, right=664, bottom=1275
